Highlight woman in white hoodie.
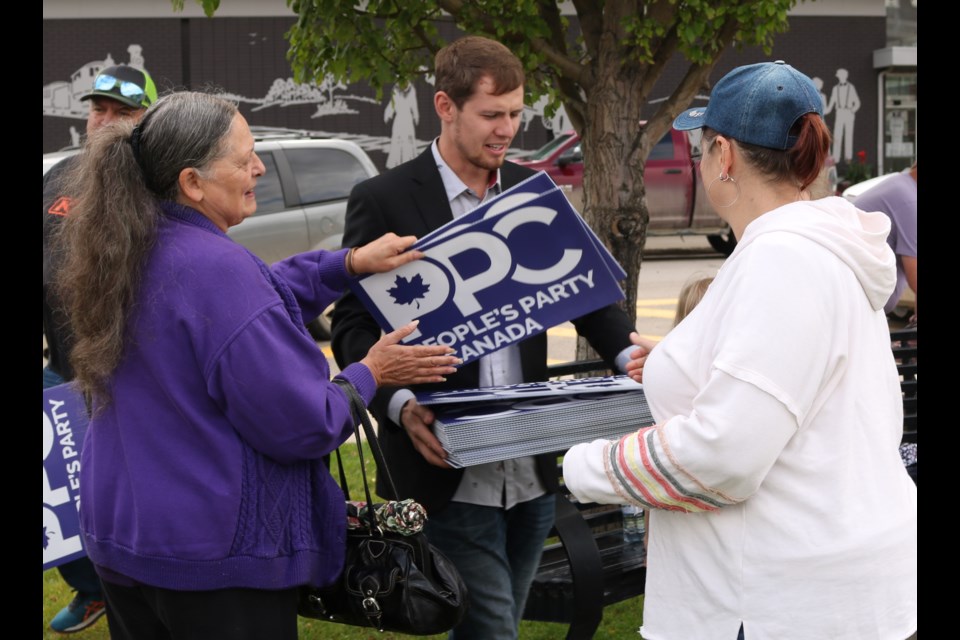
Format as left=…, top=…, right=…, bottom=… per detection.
left=563, top=62, right=917, bottom=640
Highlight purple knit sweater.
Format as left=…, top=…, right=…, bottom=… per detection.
left=80, top=202, right=376, bottom=590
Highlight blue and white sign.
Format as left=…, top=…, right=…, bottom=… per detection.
left=413, top=376, right=654, bottom=468
left=417, top=172, right=626, bottom=281
left=42, top=383, right=89, bottom=570
left=350, top=173, right=626, bottom=364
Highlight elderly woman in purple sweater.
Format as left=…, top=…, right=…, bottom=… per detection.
left=54, top=91, right=460, bottom=639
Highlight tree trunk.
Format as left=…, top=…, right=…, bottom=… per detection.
left=575, top=12, right=649, bottom=360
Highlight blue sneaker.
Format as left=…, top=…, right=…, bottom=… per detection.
left=49, top=592, right=106, bottom=633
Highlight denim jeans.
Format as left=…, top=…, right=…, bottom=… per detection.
left=43, top=365, right=65, bottom=390
left=424, top=493, right=556, bottom=640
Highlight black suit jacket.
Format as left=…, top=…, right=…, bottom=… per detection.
left=331, top=147, right=635, bottom=513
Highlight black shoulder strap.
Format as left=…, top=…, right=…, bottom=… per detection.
left=331, top=377, right=401, bottom=502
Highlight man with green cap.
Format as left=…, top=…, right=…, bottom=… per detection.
left=43, top=64, right=157, bottom=634
left=79, top=64, right=157, bottom=133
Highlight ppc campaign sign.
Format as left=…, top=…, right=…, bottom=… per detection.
left=42, top=383, right=89, bottom=570
left=350, top=172, right=626, bottom=365
left=410, top=376, right=653, bottom=468
left=417, top=172, right=626, bottom=282
left=415, top=374, right=643, bottom=406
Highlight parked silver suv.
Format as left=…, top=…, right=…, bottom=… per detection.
left=42, top=128, right=378, bottom=339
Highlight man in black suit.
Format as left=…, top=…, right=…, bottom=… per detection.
left=332, top=36, right=642, bottom=640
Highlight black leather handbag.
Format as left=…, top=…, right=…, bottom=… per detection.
left=298, top=379, right=468, bottom=635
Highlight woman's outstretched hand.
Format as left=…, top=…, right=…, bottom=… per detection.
left=350, top=233, right=424, bottom=275
left=625, top=332, right=658, bottom=384
left=361, top=321, right=461, bottom=387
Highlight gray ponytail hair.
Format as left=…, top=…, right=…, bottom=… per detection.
left=56, top=91, right=238, bottom=405
left=135, top=92, right=238, bottom=199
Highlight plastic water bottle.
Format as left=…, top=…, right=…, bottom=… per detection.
left=622, top=504, right=645, bottom=547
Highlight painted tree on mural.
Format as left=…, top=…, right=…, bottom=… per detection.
left=177, top=0, right=796, bottom=333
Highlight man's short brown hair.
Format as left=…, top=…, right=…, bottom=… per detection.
left=434, top=36, right=524, bottom=109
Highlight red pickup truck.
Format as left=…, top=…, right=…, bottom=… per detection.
left=516, top=129, right=734, bottom=254
left=516, top=129, right=837, bottom=256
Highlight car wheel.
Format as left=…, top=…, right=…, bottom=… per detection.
left=707, top=232, right=737, bottom=257
left=306, top=305, right=334, bottom=341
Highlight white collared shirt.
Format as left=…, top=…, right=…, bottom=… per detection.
left=387, top=140, right=546, bottom=509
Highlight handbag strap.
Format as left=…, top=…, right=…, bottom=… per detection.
left=331, top=377, right=402, bottom=530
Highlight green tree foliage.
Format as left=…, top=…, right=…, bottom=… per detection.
left=175, top=0, right=796, bottom=327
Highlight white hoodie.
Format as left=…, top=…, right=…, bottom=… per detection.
left=564, top=197, right=917, bottom=640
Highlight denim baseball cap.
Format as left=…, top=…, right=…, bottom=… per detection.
left=673, top=61, right=822, bottom=150
left=81, top=65, right=158, bottom=110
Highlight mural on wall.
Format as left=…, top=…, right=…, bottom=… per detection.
left=43, top=52, right=119, bottom=122
left=40, top=39, right=682, bottom=159
left=43, top=15, right=893, bottom=178
left=127, top=44, right=145, bottom=69
left=811, top=76, right=828, bottom=113
left=248, top=74, right=379, bottom=118
left=384, top=83, right=422, bottom=169
left=42, top=44, right=438, bottom=159
left=42, top=47, right=151, bottom=128
left=825, top=68, right=861, bottom=163
left=523, top=96, right=571, bottom=135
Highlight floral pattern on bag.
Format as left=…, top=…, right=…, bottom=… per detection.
left=345, top=498, right=427, bottom=536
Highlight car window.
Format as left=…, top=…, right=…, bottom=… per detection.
left=254, top=151, right=286, bottom=214
left=286, top=148, right=370, bottom=205
left=685, top=129, right=703, bottom=158
left=648, top=132, right=675, bottom=161
left=526, top=132, right=576, bottom=161
left=559, top=144, right=583, bottom=164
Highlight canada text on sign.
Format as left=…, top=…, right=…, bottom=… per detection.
left=350, top=178, right=625, bottom=365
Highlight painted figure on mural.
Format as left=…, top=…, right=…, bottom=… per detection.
left=523, top=96, right=571, bottom=135
left=826, top=68, right=861, bottom=162
left=384, top=83, right=420, bottom=169
left=812, top=77, right=828, bottom=114
left=127, top=44, right=145, bottom=70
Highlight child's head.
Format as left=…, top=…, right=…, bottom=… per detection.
left=674, top=277, right=714, bottom=326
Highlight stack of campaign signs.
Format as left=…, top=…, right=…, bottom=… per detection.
left=415, top=375, right=654, bottom=468
left=349, top=172, right=627, bottom=365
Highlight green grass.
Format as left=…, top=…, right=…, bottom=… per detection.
left=43, top=438, right=644, bottom=638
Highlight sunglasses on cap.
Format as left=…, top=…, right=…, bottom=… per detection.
left=94, top=74, right=147, bottom=104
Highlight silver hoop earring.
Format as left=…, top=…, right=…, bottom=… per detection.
left=707, top=172, right=741, bottom=208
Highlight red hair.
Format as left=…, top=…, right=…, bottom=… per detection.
left=789, top=114, right=832, bottom=190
